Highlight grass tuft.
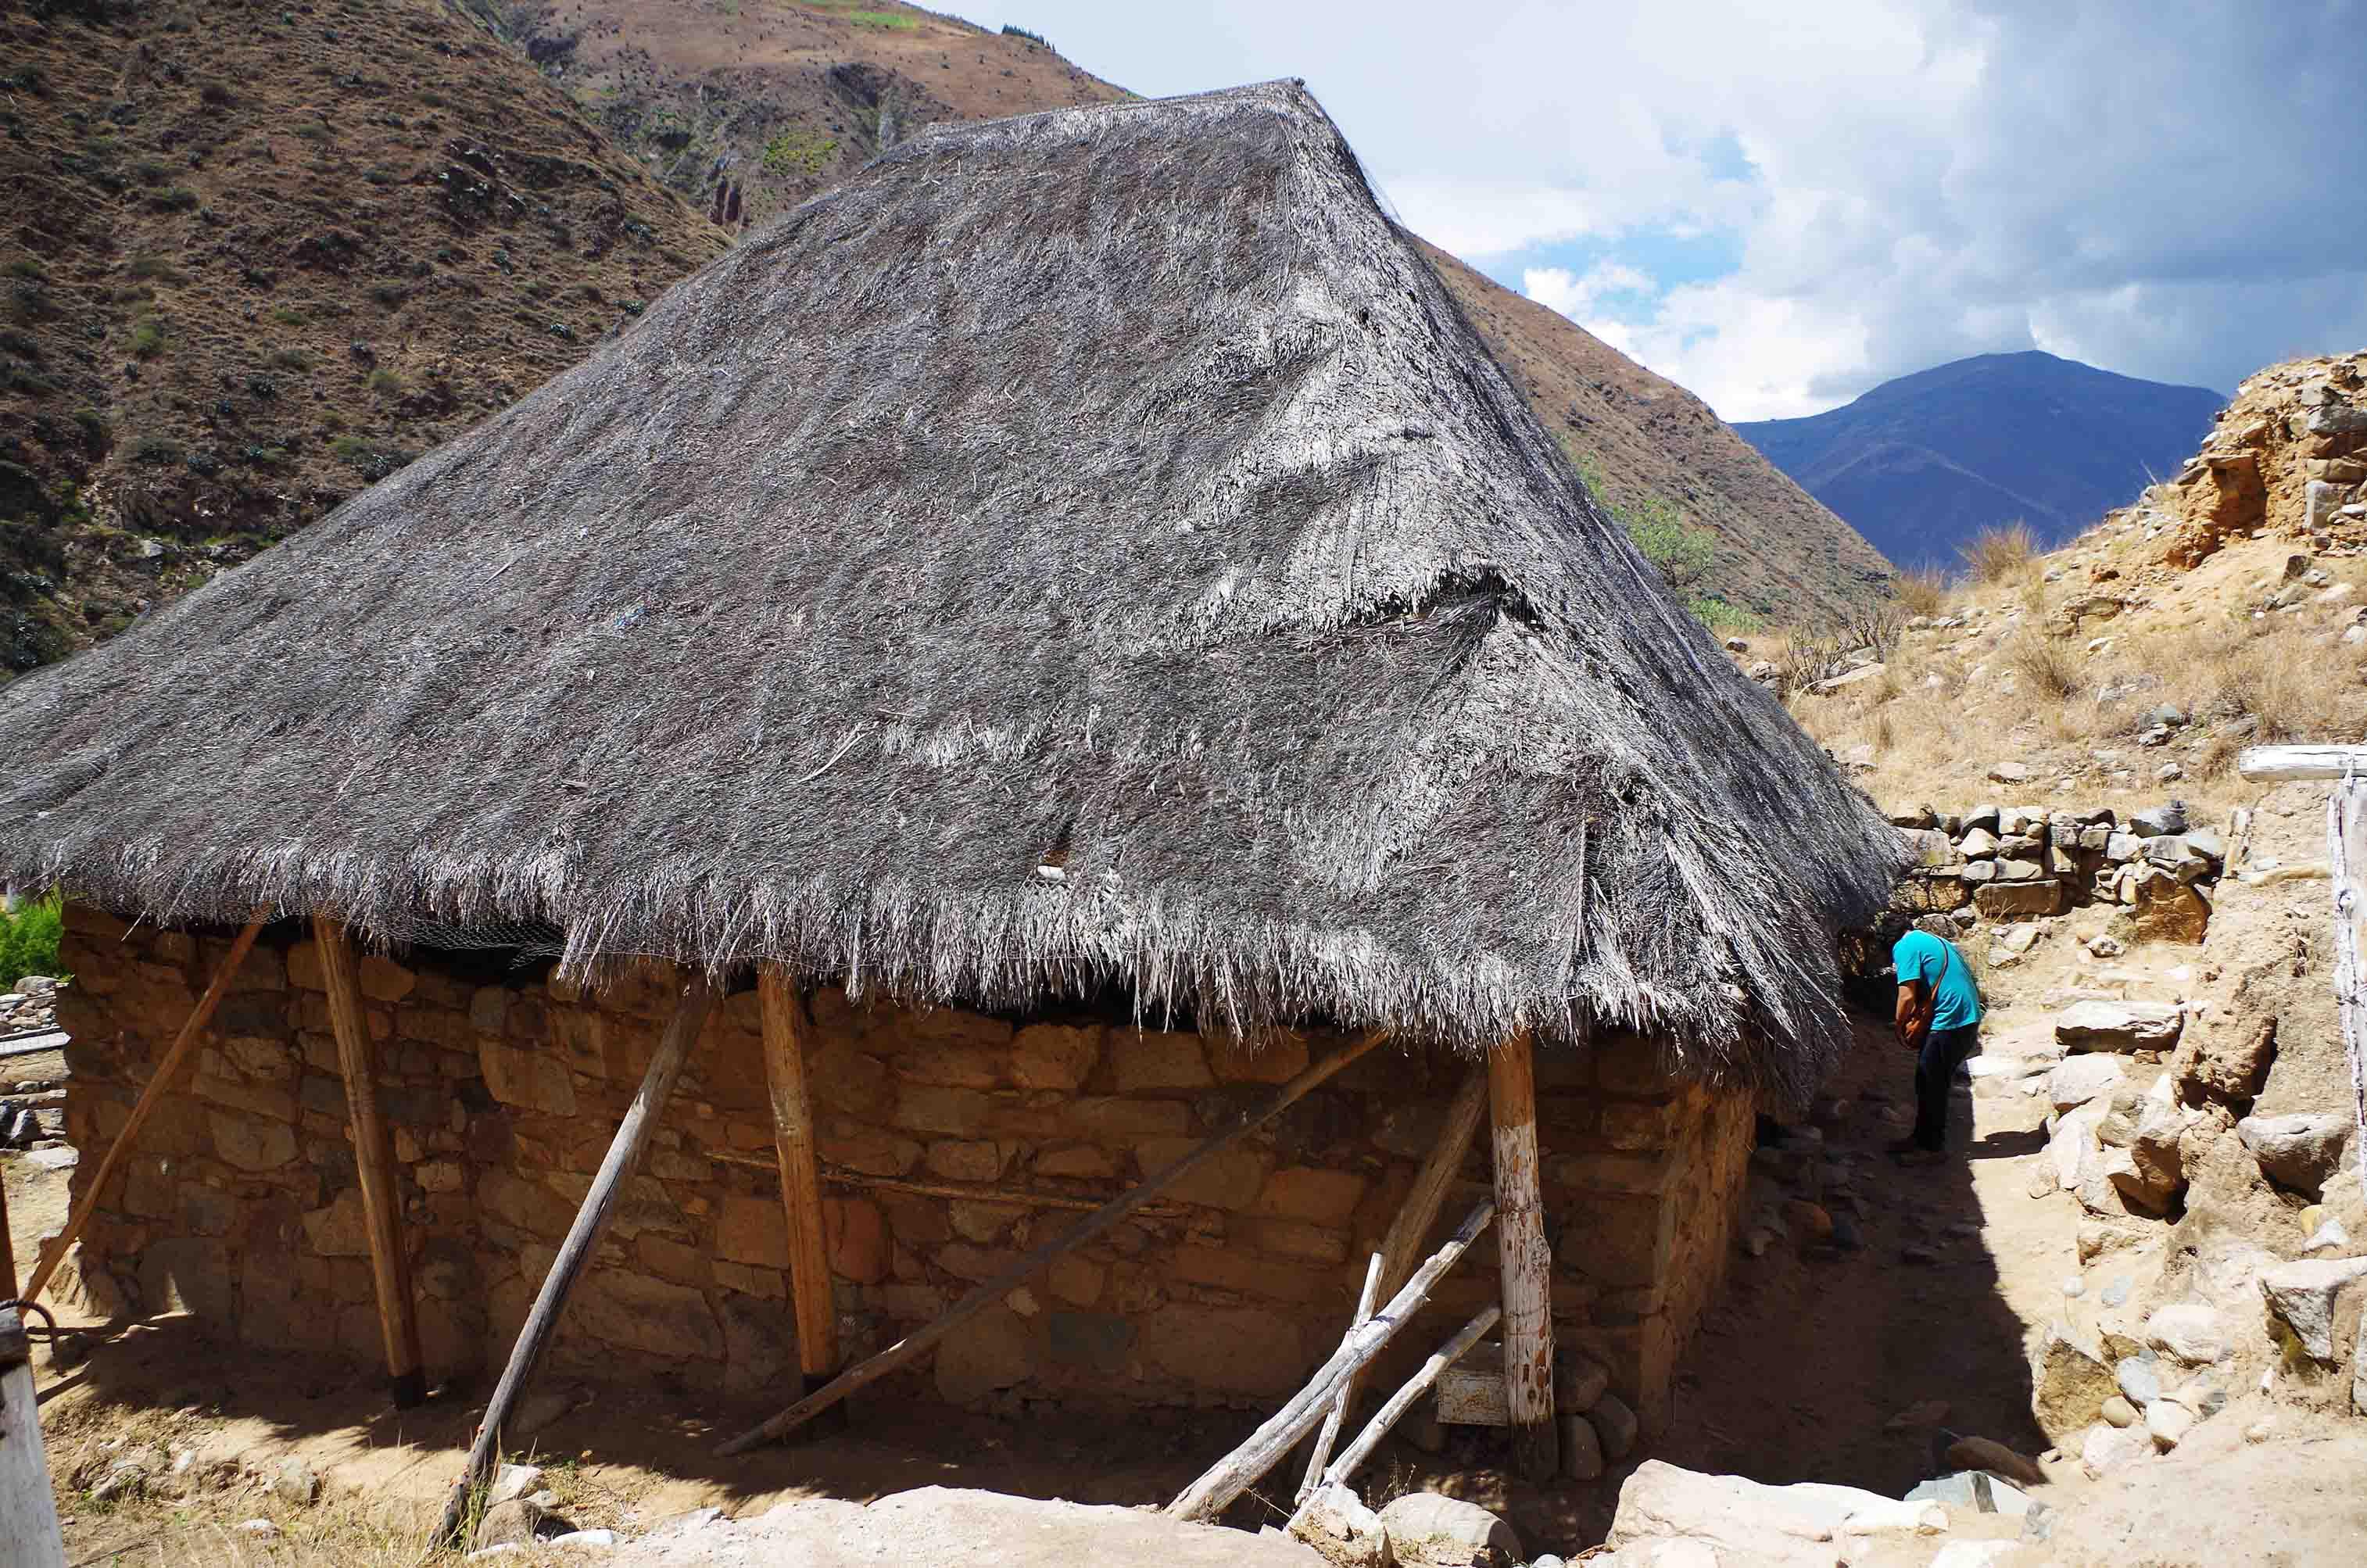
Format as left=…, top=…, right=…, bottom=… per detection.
left=1959, top=521, right=2039, bottom=585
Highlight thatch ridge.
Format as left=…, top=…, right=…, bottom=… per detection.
left=0, top=81, right=1900, bottom=1104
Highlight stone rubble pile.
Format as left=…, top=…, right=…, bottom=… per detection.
left=1585, top=1458, right=2049, bottom=1567
left=2150, top=350, right=2367, bottom=568
left=1892, top=799, right=2221, bottom=936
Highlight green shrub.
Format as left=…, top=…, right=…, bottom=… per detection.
left=761, top=130, right=836, bottom=178
left=366, top=367, right=403, bottom=394
left=0, top=890, right=64, bottom=987
left=1001, top=23, right=1049, bottom=46
left=129, top=316, right=167, bottom=356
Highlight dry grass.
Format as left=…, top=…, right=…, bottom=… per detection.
left=1959, top=521, right=2041, bottom=585
left=1892, top=566, right=1951, bottom=619
left=2004, top=631, right=2083, bottom=700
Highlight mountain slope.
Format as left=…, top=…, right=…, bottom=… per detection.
left=1422, top=245, right=1894, bottom=622
left=1736, top=351, right=2225, bottom=571
left=507, top=1, right=1893, bottom=625
left=0, top=0, right=729, bottom=670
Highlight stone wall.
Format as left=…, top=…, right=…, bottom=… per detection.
left=53, top=906, right=1756, bottom=1441
left=1892, top=800, right=2222, bottom=939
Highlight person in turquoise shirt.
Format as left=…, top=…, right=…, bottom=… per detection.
left=1889, top=924, right=1983, bottom=1164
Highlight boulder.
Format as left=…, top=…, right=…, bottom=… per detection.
left=2104, top=1095, right=2188, bottom=1212
left=1961, top=804, right=2002, bottom=834
left=1291, top=1484, right=1392, bottom=1568
left=2055, top=1001, right=2183, bottom=1053
left=2032, top=1323, right=2117, bottom=1439
left=1592, top=1391, right=1638, bottom=1459
left=2260, top=1256, right=2367, bottom=1361
left=2048, top=1054, right=2127, bottom=1113
left=1958, top=827, right=2003, bottom=857
left=1900, top=829, right=1961, bottom=867
left=2144, top=1305, right=2229, bottom=1366
left=1604, top=1462, right=1896, bottom=1568
left=2237, top=1112, right=2352, bottom=1196
left=1988, top=762, right=2033, bottom=785
left=1377, top=1494, right=1520, bottom=1568
left=2145, top=1398, right=2197, bottom=1450
left=2130, top=802, right=2190, bottom=837
left=1975, top=879, right=2064, bottom=918
left=2080, top=1419, right=2156, bottom=1474
left=1561, top=1412, right=1606, bottom=1480
left=2050, top=1104, right=2105, bottom=1191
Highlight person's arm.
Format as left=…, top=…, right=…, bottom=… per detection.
left=1895, top=978, right=1932, bottom=1048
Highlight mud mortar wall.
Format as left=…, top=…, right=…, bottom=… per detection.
left=53, top=907, right=1753, bottom=1434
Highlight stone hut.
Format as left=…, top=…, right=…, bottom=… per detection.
left=0, top=84, right=1899, bottom=1472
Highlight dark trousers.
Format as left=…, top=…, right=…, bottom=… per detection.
left=1914, top=1023, right=1981, bottom=1151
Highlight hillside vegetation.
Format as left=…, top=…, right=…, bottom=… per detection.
left=0, top=0, right=1893, bottom=676
left=0, top=0, right=728, bottom=670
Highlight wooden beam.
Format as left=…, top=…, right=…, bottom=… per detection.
left=757, top=968, right=841, bottom=1424
left=435, top=972, right=718, bottom=1546
left=1296, top=1251, right=1382, bottom=1505
left=0, top=1305, right=67, bottom=1568
left=2326, top=779, right=2367, bottom=1191
left=703, top=1147, right=1191, bottom=1218
left=1301, top=1303, right=1502, bottom=1506
left=21, top=911, right=267, bottom=1304
left=313, top=915, right=425, bottom=1409
left=1165, top=1201, right=1495, bottom=1522
left=716, top=1026, right=1393, bottom=1457
left=2240, top=744, right=2367, bottom=782
left=1489, top=1031, right=1558, bottom=1482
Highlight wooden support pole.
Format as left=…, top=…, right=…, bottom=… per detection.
left=1297, top=1251, right=1383, bottom=1505
left=717, top=1027, right=1392, bottom=1457
left=2325, top=778, right=2367, bottom=1190
left=0, top=1305, right=68, bottom=1568
left=1165, top=1200, right=1495, bottom=1522
left=1300, top=1303, right=1502, bottom=1509
left=21, top=911, right=267, bottom=1304
left=757, top=967, right=842, bottom=1427
left=1489, top=1031, right=1558, bottom=1482
left=313, top=915, right=425, bottom=1409
left=2240, top=743, right=2367, bottom=782
left=435, top=972, right=718, bottom=1547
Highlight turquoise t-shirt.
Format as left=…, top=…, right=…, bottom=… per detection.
left=1893, top=929, right=1982, bottom=1031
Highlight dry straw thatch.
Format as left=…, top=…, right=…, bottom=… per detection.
left=0, top=82, right=1897, bottom=1101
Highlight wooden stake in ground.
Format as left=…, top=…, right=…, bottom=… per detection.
left=1489, top=1030, right=1558, bottom=1481
left=2240, top=744, right=2367, bottom=1187
left=757, top=967, right=843, bottom=1427
left=0, top=1146, right=15, bottom=1299
left=1298, top=1303, right=1502, bottom=1509
left=717, top=1027, right=1392, bottom=1456
left=1165, top=1200, right=1496, bottom=1523
left=0, top=1305, right=68, bottom=1568
left=20, top=911, right=267, bottom=1304
left=313, top=915, right=426, bottom=1408
left=1297, top=1251, right=1382, bottom=1505
left=434, top=972, right=718, bottom=1546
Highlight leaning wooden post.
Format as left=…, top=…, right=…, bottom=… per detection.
left=1165, top=1200, right=1495, bottom=1522
left=0, top=1151, right=16, bottom=1299
left=1300, top=1303, right=1502, bottom=1508
left=21, top=910, right=268, bottom=1304
left=757, top=967, right=843, bottom=1431
left=313, top=915, right=426, bottom=1408
left=718, top=1028, right=1392, bottom=1456
left=1329, top=1065, right=1488, bottom=1427
left=1297, top=1251, right=1382, bottom=1504
left=434, top=971, right=718, bottom=1546
left=1489, top=1030, right=1558, bottom=1481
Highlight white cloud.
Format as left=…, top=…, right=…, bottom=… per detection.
left=951, top=1, right=2367, bottom=418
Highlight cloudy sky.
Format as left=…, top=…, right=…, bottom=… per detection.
left=953, top=0, right=2367, bottom=421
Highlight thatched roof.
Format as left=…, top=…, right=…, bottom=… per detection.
left=0, top=81, right=1898, bottom=1099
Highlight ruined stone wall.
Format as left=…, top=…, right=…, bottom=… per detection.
left=54, top=906, right=1753, bottom=1438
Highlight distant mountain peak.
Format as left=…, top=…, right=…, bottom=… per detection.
left=1735, top=353, right=2226, bottom=572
